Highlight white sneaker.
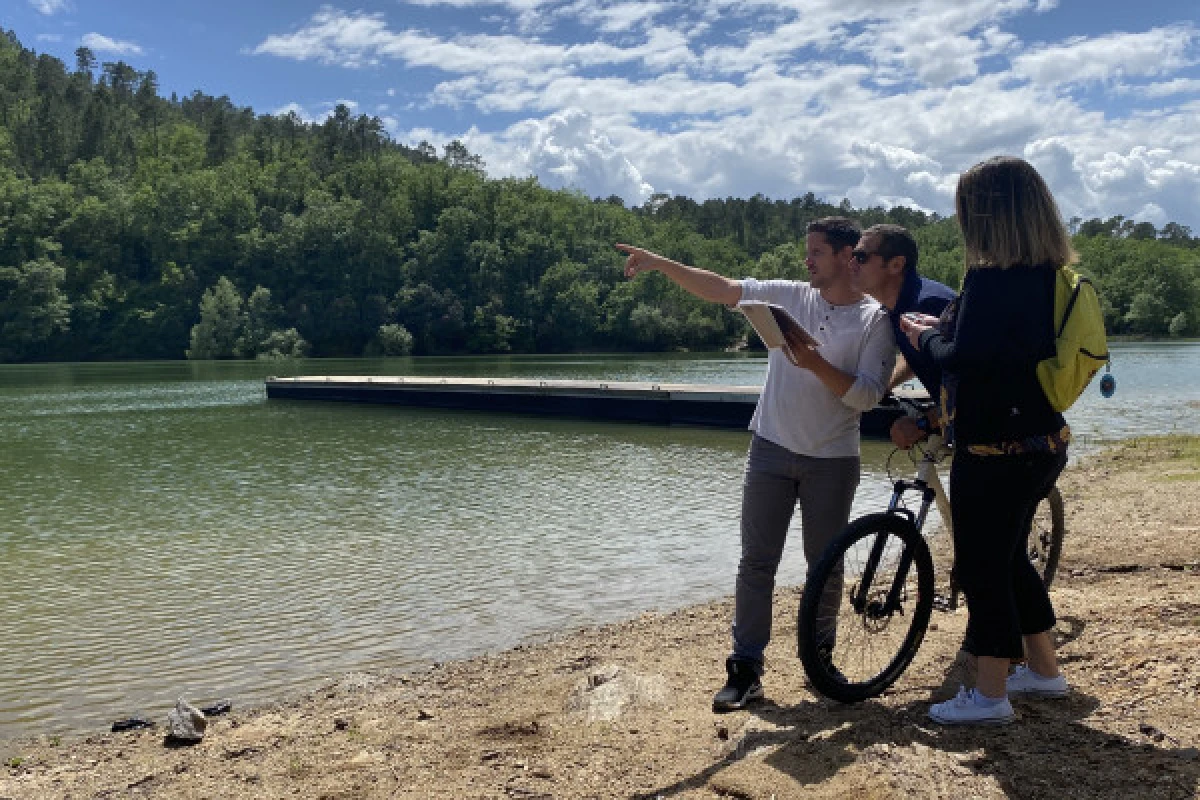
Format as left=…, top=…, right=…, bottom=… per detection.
left=928, top=687, right=1015, bottom=726
left=1006, top=665, right=1069, bottom=698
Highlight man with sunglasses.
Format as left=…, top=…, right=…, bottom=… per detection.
left=848, top=224, right=957, bottom=447
left=616, top=217, right=895, bottom=712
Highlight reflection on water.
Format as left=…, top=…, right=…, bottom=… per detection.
left=0, top=343, right=1196, bottom=739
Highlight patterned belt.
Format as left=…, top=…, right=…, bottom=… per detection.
left=964, top=425, right=1072, bottom=456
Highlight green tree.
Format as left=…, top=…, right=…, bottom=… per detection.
left=393, top=283, right=467, bottom=355
left=73, top=46, right=97, bottom=80
left=1124, top=287, right=1172, bottom=335
left=236, top=285, right=282, bottom=357
left=1168, top=311, right=1190, bottom=338
left=187, top=276, right=243, bottom=359
left=368, top=323, right=414, bottom=356
left=0, top=257, right=71, bottom=360
left=256, top=328, right=309, bottom=359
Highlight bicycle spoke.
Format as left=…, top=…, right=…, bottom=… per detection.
left=820, top=532, right=919, bottom=683
left=799, top=513, right=935, bottom=702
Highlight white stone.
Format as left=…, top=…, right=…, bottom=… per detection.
left=564, top=665, right=666, bottom=723
left=166, top=698, right=208, bottom=742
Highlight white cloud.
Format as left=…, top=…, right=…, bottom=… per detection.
left=252, top=8, right=686, bottom=74
left=513, top=109, right=655, bottom=200
left=251, top=9, right=396, bottom=67
left=251, top=1, right=1200, bottom=227
left=403, top=0, right=550, bottom=8
left=273, top=102, right=315, bottom=123
left=411, top=110, right=655, bottom=201
left=845, top=142, right=950, bottom=212
left=403, top=0, right=561, bottom=33
left=1011, top=26, right=1197, bottom=87
left=36, top=33, right=64, bottom=43
left=1004, top=128, right=1200, bottom=227
left=1129, top=202, right=1167, bottom=226
left=845, top=3, right=1037, bottom=87
left=29, top=0, right=69, bottom=15
left=1082, top=146, right=1200, bottom=221
left=272, top=99, right=361, bottom=124
left=80, top=32, right=144, bottom=56
left=380, top=116, right=402, bottom=136
left=563, top=1, right=674, bottom=33
left=1118, top=78, right=1200, bottom=99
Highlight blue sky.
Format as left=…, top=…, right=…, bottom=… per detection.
left=4, top=0, right=1200, bottom=228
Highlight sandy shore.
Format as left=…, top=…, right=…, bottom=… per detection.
left=3, top=436, right=1198, bottom=799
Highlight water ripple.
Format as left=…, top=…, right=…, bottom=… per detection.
left=0, top=345, right=1196, bottom=740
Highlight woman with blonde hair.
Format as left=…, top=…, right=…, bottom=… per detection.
left=901, top=156, right=1072, bottom=725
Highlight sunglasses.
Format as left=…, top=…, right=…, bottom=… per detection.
left=851, top=250, right=880, bottom=264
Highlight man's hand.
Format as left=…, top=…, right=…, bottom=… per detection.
left=613, top=243, right=742, bottom=305
left=782, top=328, right=821, bottom=370
left=888, top=354, right=914, bottom=391
left=890, top=415, right=927, bottom=449
left=616, top=243, right=665, bottom=279
left=898, top=313, right=935, bottom=349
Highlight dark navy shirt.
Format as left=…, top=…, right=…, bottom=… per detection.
left=889, top=270, right=957, bottom=397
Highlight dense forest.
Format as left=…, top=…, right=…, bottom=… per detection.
left=1, top=29, right=1197, bottom=362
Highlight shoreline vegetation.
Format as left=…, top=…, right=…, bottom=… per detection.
left=3, top=29, right=1200, bottom=366
left=1108, top=335, right=1200, bottom=343
left=2, top=436, right=1197, bottom=799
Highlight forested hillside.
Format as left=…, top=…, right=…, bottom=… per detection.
left=1, top=29, right=1196, bottom=362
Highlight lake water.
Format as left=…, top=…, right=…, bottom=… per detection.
left=0, top=342, right=1196, bottom=740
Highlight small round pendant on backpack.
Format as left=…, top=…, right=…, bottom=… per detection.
left=1100, top=373, right=1116, bottom=398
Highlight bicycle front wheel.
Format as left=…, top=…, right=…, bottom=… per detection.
left=1029, top=485, right=1066, bottom=587
left=798, top=513, right=935, bottom=703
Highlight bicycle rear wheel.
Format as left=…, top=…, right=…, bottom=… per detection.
left=798, top=513, right=935, bottom=703
left=1029, top=486, right=1065, bottom=587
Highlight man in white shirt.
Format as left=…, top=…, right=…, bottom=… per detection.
left=617, top=217, right=895, bottom=711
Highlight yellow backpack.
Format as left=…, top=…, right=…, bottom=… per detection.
left=1036, top=266, right=1110, bottom=412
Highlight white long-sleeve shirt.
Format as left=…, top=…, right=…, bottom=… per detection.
left=739, top=278, right=896, bottom=458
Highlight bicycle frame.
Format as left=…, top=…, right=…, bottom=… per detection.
left=799, top=406, right=1068, bottom=702
left=892, top=433, right=953, bottom=538
left=851, top=433, right=952, bottom=617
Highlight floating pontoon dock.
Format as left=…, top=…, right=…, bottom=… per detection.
left=265, top=376, right=917, bottom=438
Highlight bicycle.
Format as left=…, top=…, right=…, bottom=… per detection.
left=796, top=396, right=1066, bottom=703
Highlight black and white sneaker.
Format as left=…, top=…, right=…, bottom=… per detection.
left=712, top=657, right=764, bottom=712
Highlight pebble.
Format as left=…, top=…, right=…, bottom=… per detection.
left=111, top=717, right=155, bottom=733
left=165, top=698, right=207, bottom=743
left=199, top=700, right=233, bottom=717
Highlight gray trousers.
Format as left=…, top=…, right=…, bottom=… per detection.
left=731, top=435, right=859, bottom=670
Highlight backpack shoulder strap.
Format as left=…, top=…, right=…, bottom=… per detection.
left=1053, top=266, right=1091, bottom=338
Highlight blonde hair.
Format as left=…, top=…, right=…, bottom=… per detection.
left=955, top=156, right=1077, bottom=269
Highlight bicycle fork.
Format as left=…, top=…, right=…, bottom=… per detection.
left=849, top=474, right=939, bottom=619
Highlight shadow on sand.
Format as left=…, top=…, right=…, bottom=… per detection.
left=640, top=614, right=1196, bottom=799
left=641, top=690, right=1198, bottom=799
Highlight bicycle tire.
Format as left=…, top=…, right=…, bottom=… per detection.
left=1029, top=486, right=1066, bottom=587
left=798, top=513, right=935, bottom=703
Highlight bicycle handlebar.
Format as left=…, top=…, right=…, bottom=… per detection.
left=884, top=390, right=936, bottom=416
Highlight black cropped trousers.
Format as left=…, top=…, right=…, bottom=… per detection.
left=950, top=447, right=1069, bottom=659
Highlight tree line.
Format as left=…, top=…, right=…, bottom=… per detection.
left=0, top=29, right=1197, bottom=362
